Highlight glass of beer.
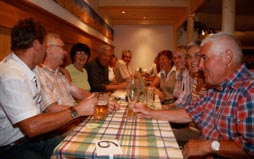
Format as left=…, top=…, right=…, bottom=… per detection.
left=94, top=92, right=108, bottom=120
left=126, top=78, right=140, bottom=119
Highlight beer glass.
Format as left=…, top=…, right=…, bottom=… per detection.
left=126, top=78, right=140, bottom=118
left=94, top=92, right=108, bottom=120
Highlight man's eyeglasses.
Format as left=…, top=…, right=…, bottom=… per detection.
left=186, top=52, right=201, bottom=59
left=48, top=44, right=64, bottom=49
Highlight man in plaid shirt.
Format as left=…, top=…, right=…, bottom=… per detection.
left=134, top=32, right=253, bottom=158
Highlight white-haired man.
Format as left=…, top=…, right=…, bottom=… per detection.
left=134, top=32, right=254, bottom=158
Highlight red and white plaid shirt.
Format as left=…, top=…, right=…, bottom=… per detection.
left=186, top=64, right=254, bottom=156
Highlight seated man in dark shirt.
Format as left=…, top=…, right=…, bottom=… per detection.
left=86, top=45, right=126, bottom=92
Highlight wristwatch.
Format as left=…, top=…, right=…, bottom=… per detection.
left=211, top=140, right=220, bottom=151
left=70, top=107, right=79, bottom=119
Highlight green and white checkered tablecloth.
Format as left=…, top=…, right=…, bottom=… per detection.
left=52, top=100, right=183, bottom=159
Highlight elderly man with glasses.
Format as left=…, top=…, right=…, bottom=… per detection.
left=0, top=18, right=97, bottom=159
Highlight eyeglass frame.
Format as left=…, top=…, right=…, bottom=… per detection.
left=186, top=52, right=201, bottom=59
left=76, top=51, right=88, bottom=55
left=47, top=44, right=65, bottom=49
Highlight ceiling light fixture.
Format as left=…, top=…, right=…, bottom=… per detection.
left=122, top=11, right=126, bottom=14
left=143, top=16, right=146, bottom=19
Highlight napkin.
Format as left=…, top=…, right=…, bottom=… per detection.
left=112, top=90, right=126, bottom=100
left=95, top=139, right=123, bottom=156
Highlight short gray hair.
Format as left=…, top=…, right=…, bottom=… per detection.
left=98, top=45, right=112, bottom=54
left=46, top=33, right=61, bottom=45
left=201, top=32, right=243, bottom=65
left=186, top=40, right=201, bottom=51
left=121, top=50, right=132, bottom=57
left=173, top=45, right=187, bottom=56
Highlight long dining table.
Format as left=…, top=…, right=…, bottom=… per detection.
left=52, top=93, right=183, bottom=159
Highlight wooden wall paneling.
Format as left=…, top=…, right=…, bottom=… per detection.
left=54, top=0, right=114, bottom=40
left=0, top=26, right=11, bottom=60
left=0, top=0, right=112, bottom=64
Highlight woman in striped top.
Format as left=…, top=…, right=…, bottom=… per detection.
left=186, top=41, right=209, bottom=103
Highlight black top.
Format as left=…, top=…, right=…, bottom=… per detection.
left=86, top=58, right=109, bottom=92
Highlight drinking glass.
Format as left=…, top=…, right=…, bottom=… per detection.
left=94, top=92, right=108, bottom=120
left=146, top=87, right=155, bottom=108
left=126, top=78, right=140, bottom=118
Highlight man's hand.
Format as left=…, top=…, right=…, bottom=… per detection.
left=76, top=95, right=97, bottom=116
left=133, top=102, right=153, bottom=118
left=108, top=100, right=120, bottom=113
left=182, top=139, right=211, bottom=159
left=153, top=87, right=165, bottom=101
left=118, top=82, right=126, bottom=90
left=161, top=104, right=168, bottom=109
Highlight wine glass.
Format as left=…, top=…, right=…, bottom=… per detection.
left=126, top=78, right=140, bottom=118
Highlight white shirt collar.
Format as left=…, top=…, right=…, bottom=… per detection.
left=160, top=65, right=176, bottom=78
left=7, top=52, right=36, bottom=81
